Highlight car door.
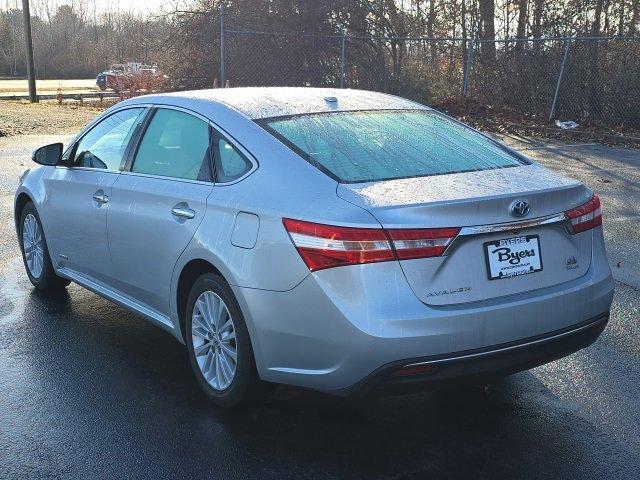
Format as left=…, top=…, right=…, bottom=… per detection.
left=44, top=107, right=147, bottom=284
left=107, top=106, right=214, bottom=316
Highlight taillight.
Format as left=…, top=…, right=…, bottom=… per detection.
left=386, top=227, right=460, bottom=260
left=565, top=195, right=602, bottom=234
left=282, top=218, right=395, bottom=271
left=283, top=218, right=459, bottom=271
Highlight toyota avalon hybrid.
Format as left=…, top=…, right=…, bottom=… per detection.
left=14, top=88, right=614, bottom=407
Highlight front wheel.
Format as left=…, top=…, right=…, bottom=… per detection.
left=185, top=272, right=273, bottom=407
left=19, top=202, right=70, bottom=290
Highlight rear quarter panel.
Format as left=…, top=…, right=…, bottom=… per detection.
left=170, top=123, right=383, bottom=344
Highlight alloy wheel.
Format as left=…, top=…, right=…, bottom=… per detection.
left=22, top=213, right=44, bottom=279
left=191, top=291, right=238, bottom=390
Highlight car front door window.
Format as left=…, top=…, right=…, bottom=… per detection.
left=73, top=108, right=145, bottom=171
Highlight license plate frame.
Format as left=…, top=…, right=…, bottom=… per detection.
left=483, top=235, right=543, bottom=281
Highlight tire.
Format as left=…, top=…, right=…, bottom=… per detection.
left=185, top=272, right=273, bottom=408
left=19, top=202, right=70, bottom=291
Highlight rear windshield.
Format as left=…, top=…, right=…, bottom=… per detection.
left=259, top=109, right=526, bottom=183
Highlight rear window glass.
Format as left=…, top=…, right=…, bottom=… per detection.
left=259, top=110, right=525, bottom=183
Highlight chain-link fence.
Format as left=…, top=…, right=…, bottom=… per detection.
left=220, top=13, right=640, bottom=129
left=468, top=37, right=640, bottom=126
left=225, top=30, right=467, bottom=105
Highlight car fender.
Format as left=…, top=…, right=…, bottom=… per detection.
left=14, top=168, right=52, bottom=253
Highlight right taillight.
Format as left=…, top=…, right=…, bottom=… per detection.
left=565, top=195, right=602, bottom=234
left=283, top=218, right=460, bottom=271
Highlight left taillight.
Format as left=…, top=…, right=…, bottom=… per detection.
left=565, top=195, right=602, bottom=234
left=282, top=218, right=460, bottom=271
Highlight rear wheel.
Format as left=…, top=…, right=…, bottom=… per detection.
left=19, top=202, right=70, bottom=290
left=185, top=272, right=273, bottom=407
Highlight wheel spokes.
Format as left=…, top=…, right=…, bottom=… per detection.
left=192, top=313, right=209, bottom=338
left=219, top=342, right=237, bottom=363
left=191, top=290, right=237, bottom=391
left=23, top=214, right=44, bottom=278
left=194, top=342, right=210, bottom=357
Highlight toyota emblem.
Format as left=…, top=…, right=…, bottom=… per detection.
left=510, top=200, right=530, bottom=218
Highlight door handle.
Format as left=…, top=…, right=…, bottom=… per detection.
left=93, top=193, right=109, bottom=204
left=171, top=206, right=196, bottom=219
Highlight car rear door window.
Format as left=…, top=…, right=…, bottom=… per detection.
left=214, top=136, right=252, bottom=183
left=132, top=108, right=212, bottom=181
left=73, top=108, right=145, bottom=171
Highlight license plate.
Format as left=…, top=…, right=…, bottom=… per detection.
left=484, top=235, right=543, bottom=280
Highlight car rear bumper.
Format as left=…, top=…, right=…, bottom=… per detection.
left=340, top=311, right=609, bottom=396
left=234, top=230, right=614, bottom=393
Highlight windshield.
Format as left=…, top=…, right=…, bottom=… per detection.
left=259, top=109, right=526, bottom=183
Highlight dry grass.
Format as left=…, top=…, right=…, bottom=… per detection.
left=436, top=97, right=640, bottom=148
left=0, top=100, right=108, bottom=136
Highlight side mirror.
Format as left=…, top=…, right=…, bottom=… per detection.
left=32, top=143, right=63, bottom=166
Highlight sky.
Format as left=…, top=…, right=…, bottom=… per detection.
left=6, top=0, right=185, bottom=17
left=52, top=0, right=174, bottom=15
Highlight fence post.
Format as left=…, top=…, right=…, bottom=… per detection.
left=219, top=3, right=226, bottom=88
left=461, top=37, right=474, bottom=97
left=549, top=37, right=572, bottom=121
left=340, top=30, right=347, bottom=88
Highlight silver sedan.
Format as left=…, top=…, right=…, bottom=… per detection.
left=14, top=88, right=614, bottom=407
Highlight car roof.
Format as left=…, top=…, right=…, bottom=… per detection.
left=126, top=87, right=428, bottom=120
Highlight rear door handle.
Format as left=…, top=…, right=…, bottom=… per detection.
left=171, top=206, right=196, bottom=219
left=93, top=193, right=109, bottom=204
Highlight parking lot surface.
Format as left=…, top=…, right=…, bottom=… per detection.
left=0, top=134, right=638, bottom=479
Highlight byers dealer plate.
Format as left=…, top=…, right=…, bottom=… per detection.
left=484, top=235, right=543, bottom=280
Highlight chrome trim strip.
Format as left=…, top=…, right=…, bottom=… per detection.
left=57, top=267, right=175, bottom=332
left=119, top=170, right=214, bottom=186
left=458, top=212, right=568, bottom=236
left=401, top=315, right=606, bottom=370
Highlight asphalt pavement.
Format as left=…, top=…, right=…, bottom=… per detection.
left=0, top=134, right=638, bottom=479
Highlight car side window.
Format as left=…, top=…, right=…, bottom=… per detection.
left=214, top=136, right=252, bottom=183
left=73, top=108, right=145, bottom=170
left=132, top=108, right=212, bottom=181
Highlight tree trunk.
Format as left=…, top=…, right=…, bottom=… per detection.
left=515, top=0, right=528, bottom=49
left=604, top=0, right=611, bottom=34
left=593, top=0, right=605, bottom=35
left=427, top=0, right=437, bottom=66
left=631, top=0, right=639, bottom=35
left=589, top=0, right=605, bottom=120
left=531, top=0, right=544, bottom=52
left=462, top=0, right=468, bottom=59
left=478, top=0, right=496, bottom=62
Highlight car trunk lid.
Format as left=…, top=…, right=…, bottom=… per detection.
left=337, top=164, right=594, bottom=305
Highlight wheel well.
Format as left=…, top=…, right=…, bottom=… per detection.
left=14, top=193, right=33, bottom=231
left=176, top=259, right=223, bottom=341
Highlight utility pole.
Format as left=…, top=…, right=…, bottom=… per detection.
left=11, top=10, right=18, bottom=75
left=21, top=0, right=37, bottom=102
